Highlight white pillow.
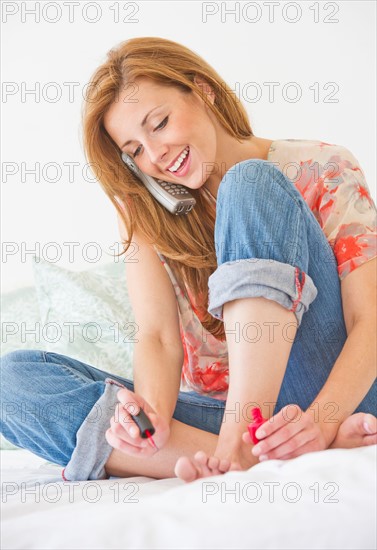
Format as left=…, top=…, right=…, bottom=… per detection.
left=1, top=285, right=42, bottom=354
left=32, top=255, right=135, bottom=380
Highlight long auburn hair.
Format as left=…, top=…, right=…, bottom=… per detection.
left=81, top=36, right=253, bottom=342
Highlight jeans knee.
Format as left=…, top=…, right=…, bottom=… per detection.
left=219, top=159, right=276, bottom=190
left=0, top=350, right=45, bottom=393
left=216, top=157, right=303, bottom=233
left=217, top=159, right=293, bottom=218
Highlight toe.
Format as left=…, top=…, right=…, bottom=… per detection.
left=193, top=450, right=213, bottom=477
left=218, top=458, right=231, bottom=472
left=174, top=456, right=200, bottom=483
left=363, top=414, right=377, bottom=435
left=194, top=450, right=209, bottom=465
left=207, top=456, right=220, bottom=471
left=194, top=451, right=213, bottom=474
left=242, top=431, right=252, bottom=444
left=363, top=434, right=377, bottom=446
left=229, top=461, right=243, bottom=472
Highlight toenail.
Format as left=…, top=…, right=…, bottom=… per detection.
left=252, top=445, right=261, bottom=456
left=364, top=422, right=373, bottom=434
left=259, top=454, right=268, bottom=461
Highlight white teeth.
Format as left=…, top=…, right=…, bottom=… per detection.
left=168, top=147, right=189, bottom=172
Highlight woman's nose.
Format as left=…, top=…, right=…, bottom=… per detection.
left=146, top=142, right=168, bottom=166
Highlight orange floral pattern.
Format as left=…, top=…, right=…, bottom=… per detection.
left=272, top=140, right=377, bottom=279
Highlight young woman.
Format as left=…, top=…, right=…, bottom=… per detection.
left=1, top=37, right=376, bottom=484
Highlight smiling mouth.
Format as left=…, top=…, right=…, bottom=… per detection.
left=167, top=146, right=190, bottom=173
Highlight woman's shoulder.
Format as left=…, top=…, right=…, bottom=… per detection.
left=268, top=138, right=360, bottom=166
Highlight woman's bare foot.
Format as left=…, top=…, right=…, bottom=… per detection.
left=330, top=413, right=377, bottom=449
left=174, top=450, right=244, bottom=483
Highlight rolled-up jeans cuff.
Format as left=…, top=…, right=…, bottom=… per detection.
left=63, top=378, right=126, bottom=481
left=208, top=259, right=318, bottom=327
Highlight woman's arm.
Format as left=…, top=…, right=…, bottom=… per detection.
left=116, top=213, right=185, bottom=421
left=133, top=334, right=184, bottom=424
left=107, top=216, right=185, bottom=454
left=250, top=258, right=376, bottom=460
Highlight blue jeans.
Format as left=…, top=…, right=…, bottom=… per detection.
left=1, top=160, right=376, bottom=481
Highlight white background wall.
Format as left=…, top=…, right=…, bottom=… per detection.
left=1, top=0, right=376, bottom=292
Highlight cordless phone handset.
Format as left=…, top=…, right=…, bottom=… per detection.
left=121, top=152, right=196, bottom=215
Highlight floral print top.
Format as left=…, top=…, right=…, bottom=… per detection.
left=268, top=139, right=377, bottom=279
left=150, top=139, right=376, bottom=400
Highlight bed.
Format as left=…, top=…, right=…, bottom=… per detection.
left=1, top=257, right=376, bottom=549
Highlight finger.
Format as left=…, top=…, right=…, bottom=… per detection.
left=116, top=388, right=144, bottom=415
left=117, top=404, right=153, bottom=442
left=254, top=405, right=304, bottom=440
left=252, top=422, right=307, bottom=457
left=105, top=428, right=151, bottom=457
left=115, top=401, right=142, bottom=434
left=110, top=410, right=147, bottom=446
left=278, top=438, right=323, bottom=460
left=257, top=430, right=317, bottom=460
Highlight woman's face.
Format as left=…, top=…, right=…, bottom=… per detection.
left=103, top=76, right=219, bottom=190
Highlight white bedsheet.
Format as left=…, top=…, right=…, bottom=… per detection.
left=1, top=445, right=376, bottom=549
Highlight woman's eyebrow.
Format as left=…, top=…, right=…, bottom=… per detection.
left=121, top=104, right=164, bottom=148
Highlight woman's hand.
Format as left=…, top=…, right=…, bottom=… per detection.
left=105, top=387, right=171, bottom=457
left=242, top=404, right=332, bottom=461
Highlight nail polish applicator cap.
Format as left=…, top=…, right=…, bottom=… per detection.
left=130, top=408, right=158, bottom=449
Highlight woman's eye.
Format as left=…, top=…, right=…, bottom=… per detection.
left=133, top=145, right=142, bottom=157
left=133, top=116, right=168, bottom=158
left=154, top=116, right=168, bottom=131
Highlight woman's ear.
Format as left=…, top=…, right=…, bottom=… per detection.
left=193, top=75, right=216, bottom=105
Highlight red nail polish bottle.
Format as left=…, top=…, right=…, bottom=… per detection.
left=248, top=407, right=268, bottom=444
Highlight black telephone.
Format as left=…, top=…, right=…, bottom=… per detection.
left=121, top=152, right=196, bottom=215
